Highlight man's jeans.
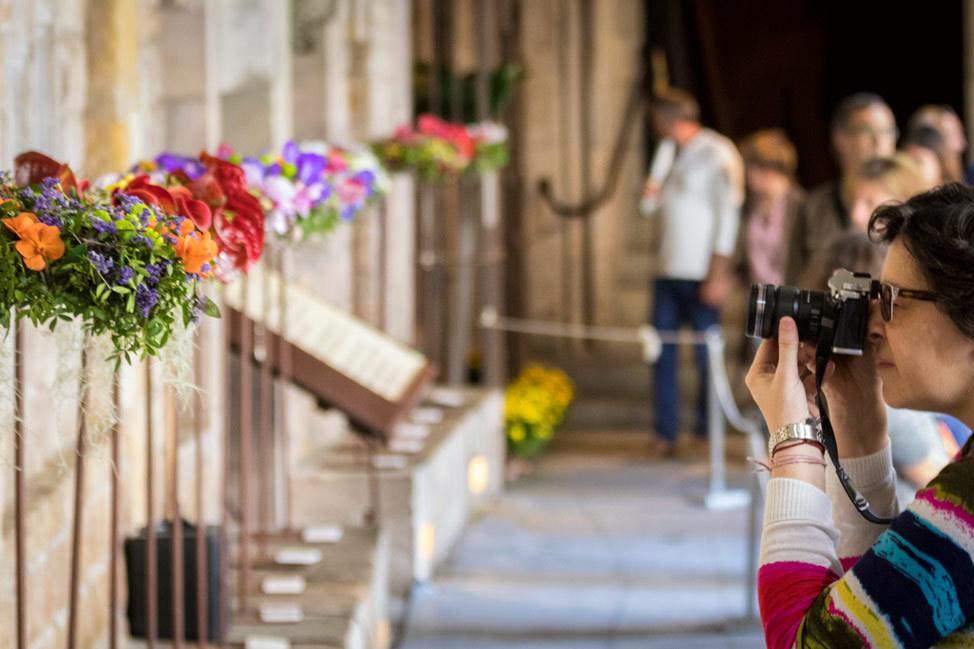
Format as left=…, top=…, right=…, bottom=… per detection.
left=651, top=278, right=720, bottom=443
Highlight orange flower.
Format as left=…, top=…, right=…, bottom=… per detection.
left=175, top=229, right=218, bottom=275
left=3, top=212, right=39, bottom=237
left=15, top=222, right=65, bottom=271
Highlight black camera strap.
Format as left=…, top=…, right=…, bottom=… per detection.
left=814, top=339, right=895, bottom=525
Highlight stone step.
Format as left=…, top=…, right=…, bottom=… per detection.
left=227, top=526, right=391, bottom=649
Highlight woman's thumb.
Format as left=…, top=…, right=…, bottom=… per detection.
left=776, top=317, right=800, bottom=372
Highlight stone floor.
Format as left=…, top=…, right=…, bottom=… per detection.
left=398, top=431, right=766, bottom=649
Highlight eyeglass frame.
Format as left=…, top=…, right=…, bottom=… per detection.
left=877, top=281, right=938, bottom=322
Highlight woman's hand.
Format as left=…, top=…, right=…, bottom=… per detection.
left=810, top=341, right=888, bottom=458
left=746, top=317, right=813, bottom=433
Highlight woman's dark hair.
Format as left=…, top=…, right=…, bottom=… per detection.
left=869, top=182, right=974, bottom=337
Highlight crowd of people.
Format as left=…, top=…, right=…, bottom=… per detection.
left=642, top=89, right=970, bottom=487
left=643, top=88, right=974, bottom=646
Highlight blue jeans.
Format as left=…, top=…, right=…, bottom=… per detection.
left=651, top=278, right=720, bottom=442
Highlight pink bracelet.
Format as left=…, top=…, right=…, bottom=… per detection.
left=748, top=453, right=827, bottom=473
left=771, top=438, right=825, bottom=456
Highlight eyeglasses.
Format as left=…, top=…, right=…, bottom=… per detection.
left=878, top=282, right=938, bottom=322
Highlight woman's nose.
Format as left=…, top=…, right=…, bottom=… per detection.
left=867, top=300, right=885, bottom=343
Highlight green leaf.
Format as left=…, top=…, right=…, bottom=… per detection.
left=201, top=296, right=221, bottom=318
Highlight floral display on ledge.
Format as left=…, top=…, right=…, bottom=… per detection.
left=117, top=150, right=266, bottom=283
left=227, top=140, right=389, bottom=241
left=373, top=114, right=509, bottom=183
left=505, top=363, right=575, bottom=461
left=0, top=152, right=221, bottom=363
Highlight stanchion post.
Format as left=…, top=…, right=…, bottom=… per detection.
left=194, top=331, right=208, bottom=648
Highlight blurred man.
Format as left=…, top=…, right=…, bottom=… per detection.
left=642, top=89, right=743, bottom=456
left=908, top=104, right=967, bottom=184
left=783, top=92, right=897, bottom=285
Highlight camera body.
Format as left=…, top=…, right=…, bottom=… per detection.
left=747, top=268, right=878, bottom=356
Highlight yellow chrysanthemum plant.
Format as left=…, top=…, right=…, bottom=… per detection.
left=505, top=363, right=575, bottom=459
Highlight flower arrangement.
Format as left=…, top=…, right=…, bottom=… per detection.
left=373, top=114, right=509, bottom=182
left=224, top=141, right=388, bottom=241
left=123, top=151, right=265, bottom=281
left=504, top=363, right=575, bottom=459
left=0, top=152, right=220, bottom=363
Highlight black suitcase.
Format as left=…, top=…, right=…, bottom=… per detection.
left=124, top=520, right=226, bottom=641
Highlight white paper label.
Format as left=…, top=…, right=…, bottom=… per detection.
left=301, top=525, right=344, bottom=544
left=410, top=407, right=444, bottom=424
left=261, top=576, right=307, bottom=595
left=273, top=548, right=322, bottom=566
left=388, top=438, right=424, bottom=454
left=394, top=423, right=431, bottom=440
left=428, top=388, right=466, bottom=408
left=373, top=454, right=409, bottom=470
left=259, top=602, right=304, bottom=624
left=245, top=636, right=291, bottom=649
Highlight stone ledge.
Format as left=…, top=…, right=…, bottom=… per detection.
left=290, top=388, right=504, bottom=604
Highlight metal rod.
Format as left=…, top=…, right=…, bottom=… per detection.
left=259, top=261, right=273, bottom=543
left=14, top=322, right=26, bottom=649
left=194, top=329, right=208, bottom=648
left=239, top=276, right=254, bottom=608
left=278, top=247, right=293, bottom=530
left=168, top=382, right=185, bottom=648
left=377, top=203, right=388, bottom=332
left=220, top=286, right=231, bottom=649
left=66, top=346, right=88, bottom=649
left=110, top=369, right=120, bottom=649
left=146, top=360, right=158, bottom=649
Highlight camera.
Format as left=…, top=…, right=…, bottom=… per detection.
left=746, top=269, right=878, bottom=356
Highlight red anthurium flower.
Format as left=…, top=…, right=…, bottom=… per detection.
left=197, top=152, right=264, bottom=274
left=122, top=175, right=177, bottom=214
left=13, top=151, right=85, bottom=195
left=176, top=195, right=213, bottom=232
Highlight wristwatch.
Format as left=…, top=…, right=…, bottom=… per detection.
left=768, top=418, right=823, bottom=457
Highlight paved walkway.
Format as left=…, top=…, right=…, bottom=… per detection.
left=399, top=431, right=766, bottom=648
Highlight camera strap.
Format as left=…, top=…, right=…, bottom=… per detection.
left=814, top=340, right=895, bottom=525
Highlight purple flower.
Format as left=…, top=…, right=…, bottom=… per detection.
left=117, top=194, right=143, bottom=211
left=88, top=250, right=114, bottom=275
left=116, top=266, right=134, bottom=285
left=155, top=153, right=206, bottom=180
left=296, top=153, right=326, bottom=185
left=38, top=214, right=63, bottom=227
left=135, top=283, right=159, bottom=318
left=145, top=260, right=170, bottom=285
left=92, top=218, right=117, bottom=235
left=41, top=177, right=60, bottom=191
left=132, top=235, right=153, bottom=249
left=282, top=141, right=300, bottom=164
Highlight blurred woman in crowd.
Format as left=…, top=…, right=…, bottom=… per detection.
left=848, top=154, right=927, bottom=230
left=899, top=124, right=948, bottom=188
left=732, top=129, right=803, bottom=288
left=908, top=104, right=967, bottom=183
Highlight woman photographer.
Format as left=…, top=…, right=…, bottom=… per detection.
left=747, top=182, right=974, bottom=647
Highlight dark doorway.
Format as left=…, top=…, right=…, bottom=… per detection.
left=647, top=0, right=964, bottom=187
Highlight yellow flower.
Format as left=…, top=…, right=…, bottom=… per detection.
left=508, top=423, right=526, bottom=443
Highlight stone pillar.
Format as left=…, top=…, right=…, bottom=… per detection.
left=85, top=0, right=140, bottom=177
left=213, top=0, right=293, bottom=155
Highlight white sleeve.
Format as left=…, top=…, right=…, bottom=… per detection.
left=710, top=161, right=741, bottom=257
left=825, top=444, right=898, bottom=563
left=639, top=139, right=676, bottom=217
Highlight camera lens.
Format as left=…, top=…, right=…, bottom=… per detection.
left=747, top=284, right=825, bottom=342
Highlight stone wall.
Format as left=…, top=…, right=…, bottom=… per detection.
left=0, top=2, right=418, bottom=648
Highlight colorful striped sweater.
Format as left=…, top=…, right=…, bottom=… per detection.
left=759, top=437, right=974, bottom=648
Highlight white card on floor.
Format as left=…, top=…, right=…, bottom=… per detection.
left=273, top=547, right=322, bottom=566
left=373, top=454, right=409, bottom=470
left=261, top=575, right=306, bottom=595
left=394, top=423, right=431, bottom=440
left=410, top=407, right=444, bottom=424
left=259, top=602, right=304, bottom=624
left=428, top=387, right=466, bottom=408
left=302, top=525, right=344, bottom=544
left=245, top=636, right=291, bottom=649
left=388, top=438, right=424, bottom=454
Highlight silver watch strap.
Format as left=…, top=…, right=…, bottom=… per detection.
left=768, top=418, right=823, bottom=457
